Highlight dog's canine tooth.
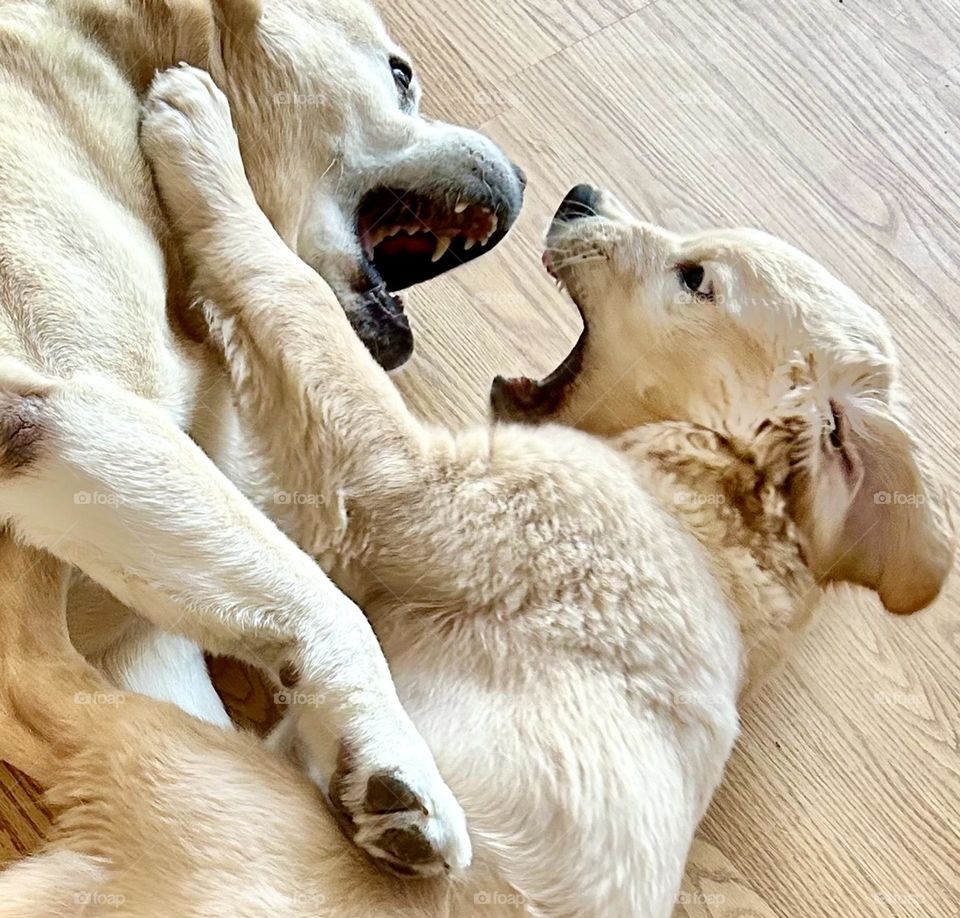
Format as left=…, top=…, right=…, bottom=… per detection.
left=489, top=215, right=499, bottom=234
left=431, top=236, right=453, bottom=263
left=455, top=200, right=468, bottom=214
left=464, top=237, right=476, bottom=251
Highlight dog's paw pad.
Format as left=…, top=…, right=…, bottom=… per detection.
left=364, top=773, right=427, bottom=815
left=375, top=826, right=437, bottom=866
left=330, top=762, right=470, bottom=879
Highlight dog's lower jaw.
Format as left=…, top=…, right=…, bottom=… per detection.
left=344, top=258, right=414, bottom=371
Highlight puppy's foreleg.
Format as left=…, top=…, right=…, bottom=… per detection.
left=0, top=363, right=469, bottom=877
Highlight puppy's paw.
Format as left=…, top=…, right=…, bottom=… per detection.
left=328, top=744, right=471, bottom=878
left=140, top=64, right=254, bottom=233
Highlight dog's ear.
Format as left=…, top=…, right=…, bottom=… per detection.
left=798, top=398, right=954, bottom=614
left=210, top=0, right=263, bottom=35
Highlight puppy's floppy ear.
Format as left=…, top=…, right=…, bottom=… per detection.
left=210, top=0, right=263, bottom=35
left=803, top=399, right=954, bottom=614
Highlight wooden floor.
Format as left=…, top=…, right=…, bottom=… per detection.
left=3, top=0, right=960, bottom=914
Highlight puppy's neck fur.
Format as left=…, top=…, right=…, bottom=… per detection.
left=616, top=421, right=820, bottom=693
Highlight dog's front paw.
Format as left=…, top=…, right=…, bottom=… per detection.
left=327, top=742, right=472, bottom=879
left=141, top=64, right=255, bottom=234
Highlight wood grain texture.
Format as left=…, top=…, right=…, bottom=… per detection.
left=2, top=0, right=959, bottom=914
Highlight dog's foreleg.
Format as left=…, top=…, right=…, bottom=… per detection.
left=0, top=362, right=470, bottom=877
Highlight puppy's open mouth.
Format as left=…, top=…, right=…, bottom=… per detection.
left=356, top=187, right=512, bottom=290
left=490, top=185, right=599, bottom=422
left=491, top=251, right=587, bottom=422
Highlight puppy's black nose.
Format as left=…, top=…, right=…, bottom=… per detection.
left=555, top=184, right=600, bottom=223
left=512, top=163, right=528, bottom=190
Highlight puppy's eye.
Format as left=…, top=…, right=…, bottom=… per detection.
left=677, top=263, right=712, bottom=299
left=828, top=399, right=844, bottom=449
left=389, top=57, right=413, bottom=94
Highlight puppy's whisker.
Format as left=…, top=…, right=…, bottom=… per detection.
left=549, top=253, right=608, bottom=271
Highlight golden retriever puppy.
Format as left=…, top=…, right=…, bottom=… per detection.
left=0, top=65, right=952, bottom=917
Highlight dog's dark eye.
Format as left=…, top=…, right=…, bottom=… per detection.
left=828, top=399, right=844, bottom=449
left=677, top=263, right=711, bottom=298
left=389, top=57, right=413, bottom=94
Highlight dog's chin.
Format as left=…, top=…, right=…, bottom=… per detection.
left=490, top=250, right=588, bottom=424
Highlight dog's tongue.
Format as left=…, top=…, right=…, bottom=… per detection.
left=377, top=233, right=437, bottom=260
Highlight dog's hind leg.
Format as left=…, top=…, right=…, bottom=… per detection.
left=0, top=361, right=470, bottom=877
left=66, top=578, right=231, bottom=728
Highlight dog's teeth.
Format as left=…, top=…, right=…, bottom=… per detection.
left=385, top=226, right=401, bottom=238
left=432, top=236, right=453, bottom=262
left=464, top=237, right=477, bottom=251
left=490, top=215, right=499, bottom=234
left=455, top=200, right=469, bottom=214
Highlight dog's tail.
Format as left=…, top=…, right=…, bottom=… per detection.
left=0, top=537, right=119, bottom=910
left=0, top=850, right=109, bottom=917
left=0, top=533, right=108, bottom=788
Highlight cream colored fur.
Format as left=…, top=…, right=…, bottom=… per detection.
left=1, top=66, right=950, bottom=918
left=0, top=0, right=534, bottom=878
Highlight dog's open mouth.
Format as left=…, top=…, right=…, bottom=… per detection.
left=357, top=188, right=517, bottom=291
left=348, top=182, right=522, bottom=371
left=490, top=249, right=588, bottom=422
left=357, top=187, right=513, bottom=290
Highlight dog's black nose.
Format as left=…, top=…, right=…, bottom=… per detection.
left=512, top=163, right=528, bottom=190
left=555, top=184, right=601, bottom=223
